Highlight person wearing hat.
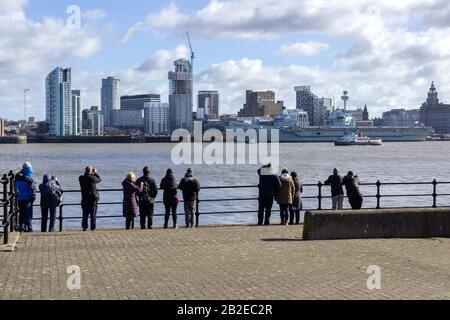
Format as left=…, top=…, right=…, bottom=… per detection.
left=160, top=169, right=179, bottom=229
left=15, top=162, right=37, bottom=232
left=276, top=168, right=295, bottom=226
left=178, top=168, right=201, bottom=228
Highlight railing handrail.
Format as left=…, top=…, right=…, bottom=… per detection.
left=3, top=170, right=450, bottom=234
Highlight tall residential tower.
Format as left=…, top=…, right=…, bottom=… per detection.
left=45, top=67, right=72, bottom=136
left=101, top=76, right=120, bottom=127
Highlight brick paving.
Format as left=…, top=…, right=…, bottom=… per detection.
left=1, top=225, right=450, bottom=300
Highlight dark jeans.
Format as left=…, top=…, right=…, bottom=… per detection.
left=18, top=200, right=34, bottom=233
left=279, top=204, right=291, bottom=222
left=164, top=204, right=178, bottom=228
left=125, top=217, right=135, bottom=230
left=41, top=207, right=56, bottom=232
left=349, top=196, right=363, bottom=210
left=290, top=203, right=302, bottom=225
left=139, top=202, right=154, bottom=229
left=81, top=201, right=98, bottom=231
left=258, top=197, right=274, bottom=225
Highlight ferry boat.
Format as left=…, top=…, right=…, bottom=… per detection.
left=334, top=133, right=383, bottom=146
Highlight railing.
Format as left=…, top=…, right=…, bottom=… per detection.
left=3, top=169, right=450, bottom=237
left=1, top=171, right=19, bottom=244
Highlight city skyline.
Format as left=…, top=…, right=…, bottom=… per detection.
left=1, top=0, right=450, bottom=120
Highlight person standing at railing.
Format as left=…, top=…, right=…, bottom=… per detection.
left=276, top=168, right=295, bottom=226
left=324, top=168, right=345, bottom=210
left=178, top=168, right=200, bottom=229
left=290, top=172, right=303, bottom=225
left=39, top=174, right=62, bottom=232
left=342, top=171, right=364, bottom=210
left=79, top=166, right=102, bottom=231
left=160, top=169, right=179, bottom=229
left=257, top=164, right=281, bottom=226
left=136, top=166, right=158, bottom=230
left=122, top=172, right=143, bottom=230
left=15, top=162, right=36, bottom=233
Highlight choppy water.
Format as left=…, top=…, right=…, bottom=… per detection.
left=1, top=142, right=450, bottom=230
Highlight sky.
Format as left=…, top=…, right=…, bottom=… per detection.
left=1, top=0, right=450, bottom=121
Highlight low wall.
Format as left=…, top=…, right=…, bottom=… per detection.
left=302, top=208, right=450, bottom=240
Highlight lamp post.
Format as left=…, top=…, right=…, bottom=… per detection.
left=24, top=89, right=30, bottom=122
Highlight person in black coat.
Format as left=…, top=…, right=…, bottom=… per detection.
left=79, top=166, right=102, bottom=231
left=160, top=169, right=179, bottom=229
left=257, top=164, right=281, bottom=226
left=324, top=168, right=345, bottom=210
left=342, top=171, right=364, bottom=210
left=136, top=166, right=158, bottom=230
left=178, top=168, right=200, bottom=228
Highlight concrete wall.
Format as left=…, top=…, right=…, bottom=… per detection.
left=303, top=208, right=450, bottom=240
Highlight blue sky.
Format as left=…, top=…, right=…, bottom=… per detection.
left=0, top=0, right=449, bottom=120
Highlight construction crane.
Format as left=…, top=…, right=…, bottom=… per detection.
left=186, top=32, right=195, bottom=116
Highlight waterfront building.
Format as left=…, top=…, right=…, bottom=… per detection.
left=382, top=109, right=417, bottom=127
left=197, top=91, right=219, bottom=120
left=45, top=67, right=72, bottom=136
left=346, top=108, right=364, bottom=122
left=0, top=118, right=4, bottom=137
left=120, top=94, right=160, bottom=111
left=81, top=107, right=104, bottom=136
left=274, top=108, right=309, bottom=128
left=144, top=102, right=169, bottom=135
left=237, top=90, right=284, bottom=118
left=420, top=82, right=450, bottom=134
left=101, top=77, right=120, bottom=127
left=72, top=90, right=82, bottom=136
left=295, top=86, right=333, bottom=126
left=112, top=109, right=144, bottom=129
left=168, top=59, right=193, bottom=132
left=363, top=105, right=369, bottom=121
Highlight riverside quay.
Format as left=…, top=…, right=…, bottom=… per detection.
left=3, top=169, right=450, bottom=300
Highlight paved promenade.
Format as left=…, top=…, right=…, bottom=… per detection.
left=1, top=225, right=450, bottom=300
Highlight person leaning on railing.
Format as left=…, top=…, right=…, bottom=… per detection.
left=342, top=171, right=364, bottom=210
left=136, top=166, right=158, bottom=230
left=79, top=166, right=102, bottom=231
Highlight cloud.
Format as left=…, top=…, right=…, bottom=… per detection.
left=0, top=2, right=103, bottom=119
left=276, top=41, right=329, bottom=57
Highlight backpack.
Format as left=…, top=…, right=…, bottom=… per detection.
left=50, top=186, right=62, bottom=208
left=139, top=179, right=157, bottom=204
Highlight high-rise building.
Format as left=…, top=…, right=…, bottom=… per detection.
left=420, top=82, right=450, bottom=134
left=72, top=90, right=82, bottom=136
left=81, top=107, right=104, bottom=136
left=121, top=94, right=160, bottom=110
left=295, top=86, right=333, bottom=126
left=168, top=59, right=193, bottom=132
left=101, top=77, right=120, bottom=127
left=0, top=118, right=4, bottom=137
left=197, top=91, right=219, bottom=120
left=144, top=102, right=169, bottom=135
left=45, top=67, right=72, bottom=136
left=113, top=109, right=144, bottom=129
left=237, top=90, right=284, bottom=117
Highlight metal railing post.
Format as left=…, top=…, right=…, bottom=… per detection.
left=196, top=197, right=200, bottom=228
left=8, top=171, right=15, bottom=232
left=317, top=182, right=323, bottom=210
left=59, top=205, right=64, bottom=232
left=432, top=179, right=438, bottom=208
left=376, top=180, right=381, bottom=209
left=2, top=174, right=9, bottom=244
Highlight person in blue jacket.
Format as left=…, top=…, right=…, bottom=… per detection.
left=15, top=162, right=36, bottom=233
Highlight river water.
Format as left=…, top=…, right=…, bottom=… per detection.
left=1, top=142, right=449, bottom=229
